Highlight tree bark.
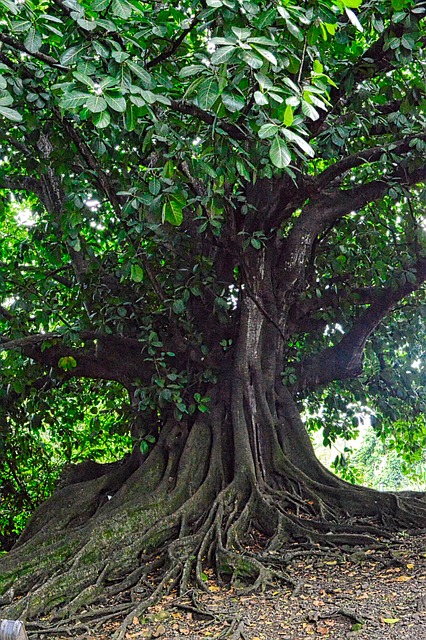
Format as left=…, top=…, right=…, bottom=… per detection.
left=2, top=275, right=426, bottom=639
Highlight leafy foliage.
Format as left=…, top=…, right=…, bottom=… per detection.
left=0, top=0, right=425, bottom=548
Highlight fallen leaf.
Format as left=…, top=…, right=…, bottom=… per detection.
left=381, top=618, right=400, bottom=624
left=317, top=627, right=329, bottom=635
left=406, top=563, right=415, bottom=569
left=208, top=585, right=220, bottom=592
left=132, top=617, right=140, bottom=626
left=395, top=575, right=412, bottom=582
left=152, top=624, right=166, bottom=637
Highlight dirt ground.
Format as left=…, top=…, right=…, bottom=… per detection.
left=30, top=531, right=426, bottom=640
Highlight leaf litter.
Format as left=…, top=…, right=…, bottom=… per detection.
left=56, top=532, right=426, bottom=640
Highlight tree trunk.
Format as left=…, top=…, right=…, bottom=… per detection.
left=2, top=284, right=426, bottom=638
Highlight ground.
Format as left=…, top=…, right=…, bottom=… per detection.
left=22, top=531, right=426, bottom=640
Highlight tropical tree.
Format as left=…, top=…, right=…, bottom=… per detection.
left=1, top=0, right=426, bottom=635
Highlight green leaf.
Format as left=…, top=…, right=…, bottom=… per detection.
left=125, top=103, right=137, bottom=131
left=341, top=0, right=362, bottom=6
left=139, top=90, right=156, bottom=104
left=281, top=129, right=315, bottom=157
left=251, top=46, right=277, bottom=66
left=242, top=50, right=263, bottom=69
left=286, top=20, right=304, bottom=41
left=0, top=94, right=13, bottom=107
left=211, top=45, right=235, bottom=65
left=231, top=27, right=251, bottom=40
left=92, top=110, right=111, bottom=128
left=149, top=177, right=161, bottom=196
left=58, top=356, right=77, bottom=371
left=179, top=65, right=207, bottom=78
left=10, top=19, right=31, bottom=32
left=111, top=52, right=129, bottom=64
left=258, top=123, right=279, bottom=139
left=345, top=8, right=363, bottom=31
left=221, top=92, right=245, bottom=112
left=172, top=299, right=185, bottom=314
left=251, top=237, right=261, bottom=249
left=283, top=105, right=294, bottom=126
left=126, top=61, right=153, bottom=87
left=77, top=18, right=97, bottom=30
left=111, top=0, right=133, bottom=19
left=196, top=78, right=220, bottom=110
left=0, top=0, right=19, bottom=15
left=60, top=44, right=90, bottom=65
left=91, top=0, right=111, bottom=10
left=0, top=105, right=22, bottom=122
left=162, top=194, right=185, bottom=226
left=301, top=100, right=320, bottom=121
left=59, top=91, right=91, bottom=110
left=85, top=95, right=107, bottom=113
left=153, top=93, right=171, bottom=106
left=131, top=263, right=144, bottom=282
left=24, top=28, right=42, bottom=53
left=401, top=35, right=415, bottom=50
left=93, top=40, right=110, bottom=57
left=73, top=71, right=95, bottom=88
left=248, top=37, right=279, bottom=47
left=382, top=618, right=400, bottom=625
left=269, top=136, right=291, bottom=168
left=255, top=72, right=274, bottom=90
left=104, top=92, right=127, bottom=112
left=254, top=91, right=269, bottom=105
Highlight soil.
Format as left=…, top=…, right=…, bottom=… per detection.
left=27, top=531, right=426, bottom=640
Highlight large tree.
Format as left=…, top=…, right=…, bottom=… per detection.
left=1, top=0, right=426, bottom=634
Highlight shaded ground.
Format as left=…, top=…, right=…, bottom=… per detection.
left=26, top=532, right=426, bottom=640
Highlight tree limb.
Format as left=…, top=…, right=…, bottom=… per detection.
left=314, top=131, right=426, bottom=188
left=169, top=100, right=247, bottom=141
left=295, top=257, right=426, bottom=390
left=278, top=161, right=426, bottom=292
left=0, top=331, right=154, bottom=386
left=0, top=33, right=64, bottom=69
left=0, top=306, right=14, bottom=321
left=147, top=14, right=201, bottom=69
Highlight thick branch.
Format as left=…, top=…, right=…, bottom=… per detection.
left=146, top=14, right=200, bottom=69
left=0, top=332, right=154, bottom=386
left=295, top=257, right=426, bottom=390
left=0, top=306, right=14, bottom=321
left=288, top=286, right=377, bottom=334
left=0, top=33, right=64, bottom=69
left=0, top=175, right=41, bottom=194
left=314, top=131, right=426, bottom=188
left=279, top=161, right=426, bottom=292
left=169, top=100, right=246, bottom=141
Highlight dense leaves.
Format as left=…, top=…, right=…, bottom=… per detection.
left=0, top=0, right=426, bottom=547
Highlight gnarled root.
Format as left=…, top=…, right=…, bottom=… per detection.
left=2, top=414, right=426, bottom=639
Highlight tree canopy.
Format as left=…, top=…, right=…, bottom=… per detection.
left=0, top=0, right=426, bottom=635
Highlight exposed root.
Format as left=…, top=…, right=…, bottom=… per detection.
left=2, top=421, right=426, bottom=640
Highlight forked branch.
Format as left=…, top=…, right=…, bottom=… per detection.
left=295, top=257, right=426, bottom=390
